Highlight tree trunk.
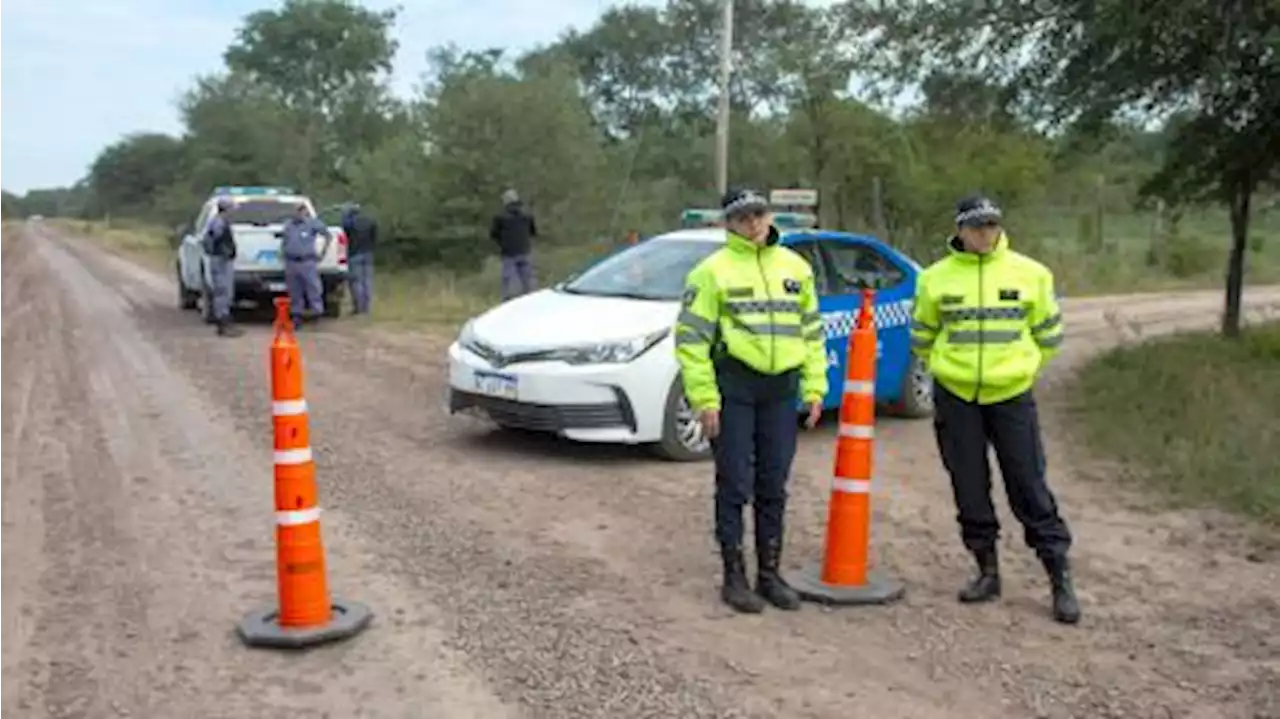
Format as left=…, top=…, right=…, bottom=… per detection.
left=1222, top=179, right=1252, bottom=338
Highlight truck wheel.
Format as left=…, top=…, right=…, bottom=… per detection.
left=892, top=354, right=934, bottom=418
left=651, top=377, right=712, bottom=462
left=177, top=263, right=198, bottom=310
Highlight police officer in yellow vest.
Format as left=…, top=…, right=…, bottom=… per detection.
left=911, top=195, right=1080, bottom=625
left=675, top=188, right=828, bottom=614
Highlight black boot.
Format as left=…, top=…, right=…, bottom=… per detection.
left=216, top=320, right=243, bottom=337
left=755, top=537, right=801, bottom=610
left=1044, top=556, right=1081, bottom=625
left=720, top=546, right=765, bottom=614
left=958, top=548, right=1001, bottom=603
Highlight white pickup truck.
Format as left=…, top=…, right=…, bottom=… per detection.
left=175, top=187, right=349, bottom=321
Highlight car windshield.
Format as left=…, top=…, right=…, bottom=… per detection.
left=560, top=238, right=722, bottom=300
left=223, top=199, right=303, bottom=226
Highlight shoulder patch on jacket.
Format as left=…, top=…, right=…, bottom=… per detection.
left=782, top=278, right=802, bottom=295
left=682, top=286, right=699, bottom=307
left=999, top=288, right=1020, bottom=302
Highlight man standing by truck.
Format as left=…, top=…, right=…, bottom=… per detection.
left=202, top=197, right=243, bottom=337
left=341, top=202, right=377, bottom=315
left=489, top=188, right=537, bottom=300
left=278, top=202, right=332, bottom=329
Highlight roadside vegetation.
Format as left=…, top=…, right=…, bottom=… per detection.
left=4, top=0, right=1278, bottom=336
left=1068, top=322, right=1280, bottom=527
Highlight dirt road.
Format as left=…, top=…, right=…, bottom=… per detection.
left=4, top=224, right=1279, bottom=719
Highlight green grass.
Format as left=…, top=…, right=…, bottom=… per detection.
left=371, top=238, right=626, bottom=330
left=1067, top=322, right=1280, bottom=526
left=50, top=217, right=173, bottom=272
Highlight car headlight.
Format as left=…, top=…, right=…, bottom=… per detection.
left=553, top=328, right=670, bottom=365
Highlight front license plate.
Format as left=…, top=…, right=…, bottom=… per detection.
left=473, top=370, right=518, bottom=400
left=266, top=281, right=287, bottom=292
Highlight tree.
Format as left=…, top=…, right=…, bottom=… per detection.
left=224, top=0, right=397, bottom=116
left=224, top=0, right=401, bottom=184
left=2, top=190, right=23, bottom=218
left=87, top=133, right=187, bottom=217
left=865, top=0, right=1280, bottom=336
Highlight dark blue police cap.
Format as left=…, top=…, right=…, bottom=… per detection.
left=955, top=195, right=1003, bottom=228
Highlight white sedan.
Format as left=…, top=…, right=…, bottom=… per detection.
left=446, top=227, right=931, bottom=461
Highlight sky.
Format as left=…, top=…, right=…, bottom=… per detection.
left=0, top=0, right=672, bottom=194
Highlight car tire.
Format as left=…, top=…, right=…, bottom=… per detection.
left=177, top=263, right=198, bottom=310
left=892, top=353, right=934, bottom=418
left=651, top=377, right=713, bottom=462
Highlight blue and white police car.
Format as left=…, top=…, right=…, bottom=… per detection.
left=447, top=216, right=933, bottom=461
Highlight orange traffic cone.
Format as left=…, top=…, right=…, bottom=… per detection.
left=238, top=297, right=373, bottom=648
left=785, top=289, right=905, bottom=606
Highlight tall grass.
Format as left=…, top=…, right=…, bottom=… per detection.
left=1068, top=322, right=1280, bottom=525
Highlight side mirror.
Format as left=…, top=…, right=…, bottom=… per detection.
left=171, top=223, right=192, bottom=248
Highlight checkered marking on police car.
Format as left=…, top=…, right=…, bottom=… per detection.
left=822, top=298, right=915, bottom=339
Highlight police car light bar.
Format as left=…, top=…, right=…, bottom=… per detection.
left=681, top=208, right=723, bottom=227
left=772, top=211, right=818, bottom=229
left=212, top=186, right=297, bottom=197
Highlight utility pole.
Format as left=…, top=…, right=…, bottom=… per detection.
left=715, top=0, right=734, bottom=196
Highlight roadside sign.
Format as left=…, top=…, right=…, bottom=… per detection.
left=769, top=188, right=819, bottom=207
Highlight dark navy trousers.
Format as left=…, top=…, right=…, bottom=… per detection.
left=932, top=382, right=1072, bottom=562
left=711, top=357, right=801, bottom=550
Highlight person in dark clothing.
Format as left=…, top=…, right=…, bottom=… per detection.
left=202, top=197, right=243, bottom=337
left=489, top=189, right=537, bottom=300
left=341, top=203, right=377, bottom=315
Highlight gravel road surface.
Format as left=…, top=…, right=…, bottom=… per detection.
left=4, top=224, right=1279, bottom=719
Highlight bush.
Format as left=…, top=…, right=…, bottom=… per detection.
left=1068, top=323, right=1280, bottom=525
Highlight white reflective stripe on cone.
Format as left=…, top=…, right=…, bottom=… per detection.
left=276, top=507, right=322, bottom=526
left=843, top=380, right=874, bottom=398
left=274, top=447, right=313, bottom=465
left=838, top=424, right=874, bottom=439
left=832, top=478, right=872, bottom=494
left=272, top=399, right=308, bottom=416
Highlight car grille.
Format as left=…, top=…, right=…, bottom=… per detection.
left=450, top=390, right=635, bottom=432
left=464, top=341, right=558, bottom=368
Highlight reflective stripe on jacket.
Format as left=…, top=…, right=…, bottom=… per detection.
left=910, top=232, right=1063, bottom=405
left=674, top=229, right=829, bottom=411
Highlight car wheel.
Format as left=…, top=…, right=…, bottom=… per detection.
left=652, top=378, right=712, bottom=462
left=893, top=353, right=934, bottom=418
left=177, top=263, right=197, bottom=310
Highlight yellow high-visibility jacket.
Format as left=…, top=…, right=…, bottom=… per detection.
left=674, top=230, right=829, bottom=411
left=910, top=233, right=1064, bottom=405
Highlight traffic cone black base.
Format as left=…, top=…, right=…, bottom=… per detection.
left=785, top=564, right=906, bottom=606
left=238, top=597, right=373, bottom=650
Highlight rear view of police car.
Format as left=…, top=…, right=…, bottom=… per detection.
left=175, top=187, right=348, bottom=320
